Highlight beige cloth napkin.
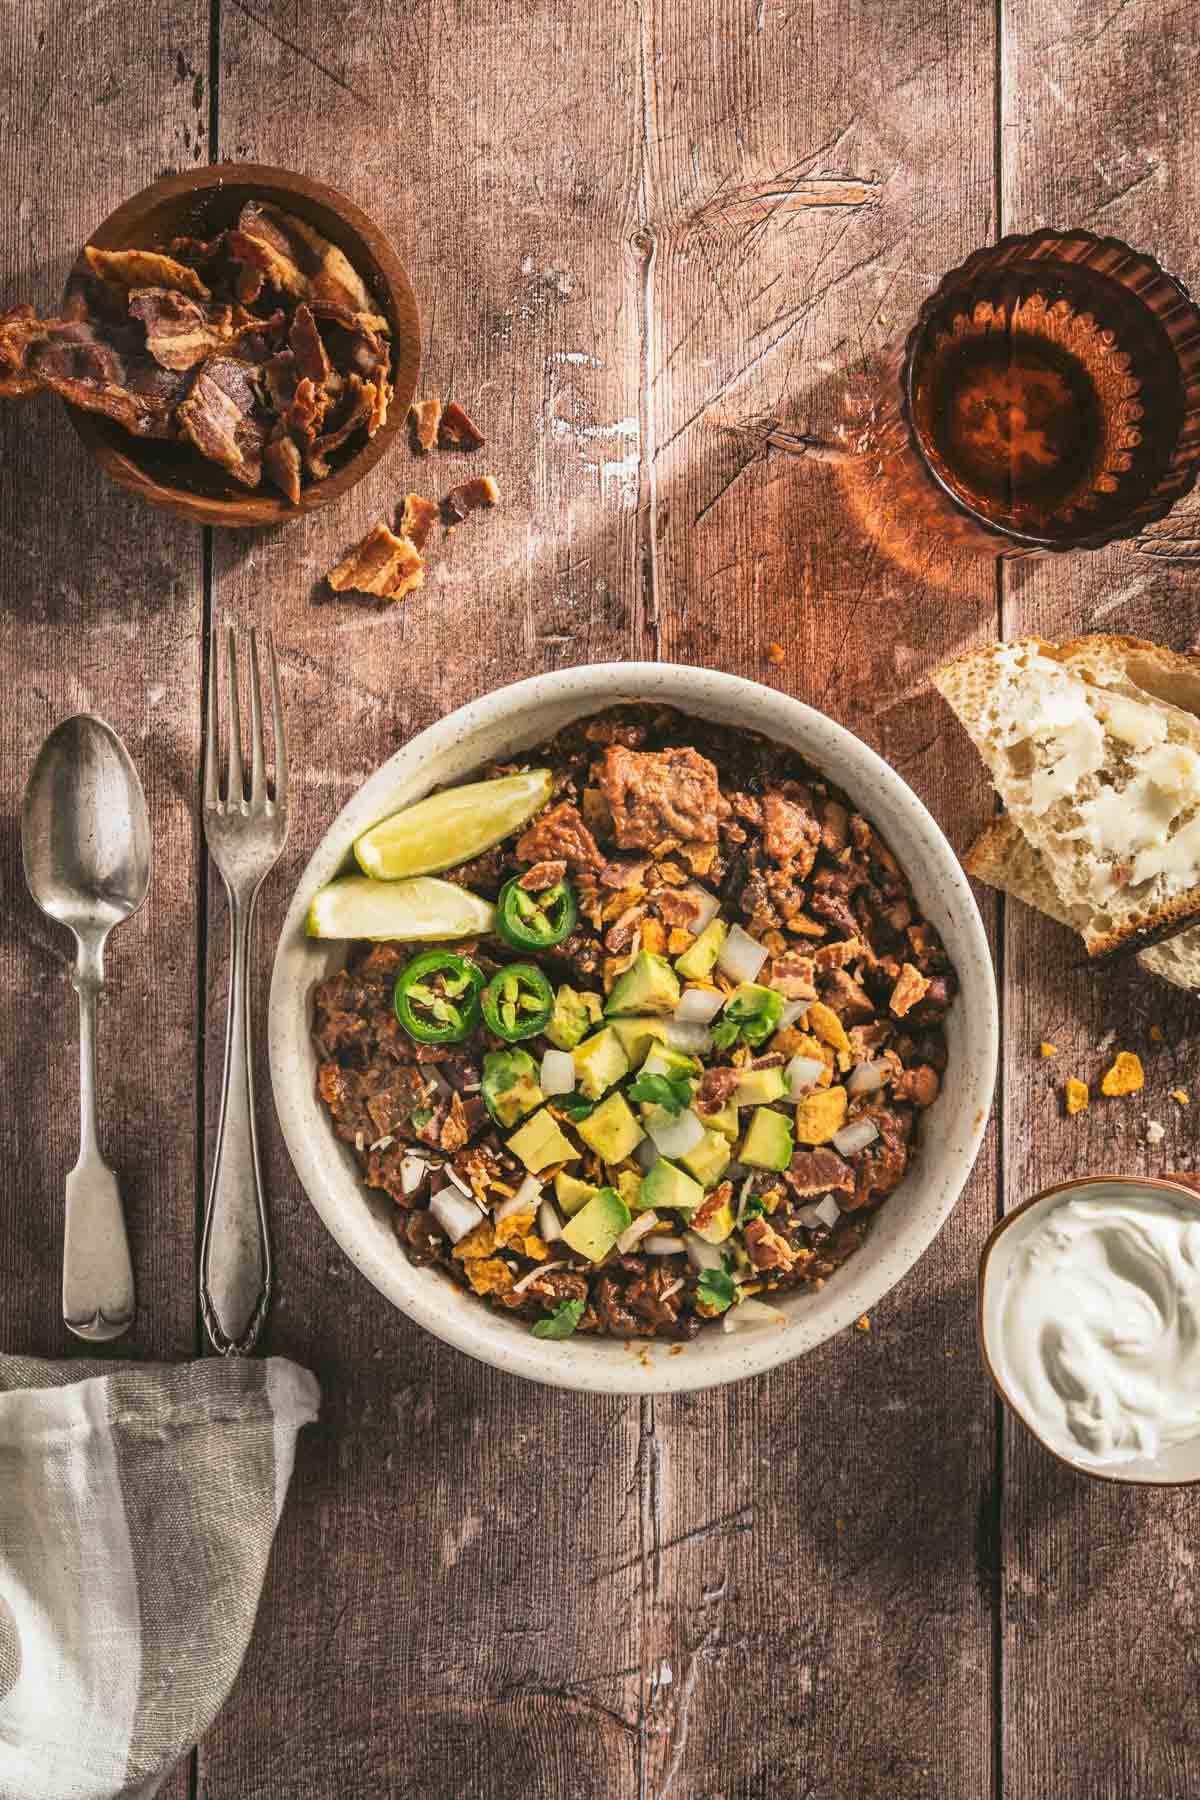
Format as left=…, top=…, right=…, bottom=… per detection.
left=0, top=1353, right=319, bottom=1800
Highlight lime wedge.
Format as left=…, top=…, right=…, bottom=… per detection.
left=353, top=769, right=553, bottom=880
left=306, top=877, right=496, bottom=941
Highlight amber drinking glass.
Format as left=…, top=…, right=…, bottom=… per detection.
left=862, top=230, right=1200, bottom=556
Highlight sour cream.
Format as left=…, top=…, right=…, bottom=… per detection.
left=994, top=1191, right=1200, bottom=1467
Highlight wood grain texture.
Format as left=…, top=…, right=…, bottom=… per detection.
left=0, top=6, right=207, bottom=1798
left=202, top=3, right=650, bottom=1795
left=999, top=4, right=1200, bottom=1798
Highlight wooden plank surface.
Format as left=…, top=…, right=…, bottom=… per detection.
left=998, top=5, right=1200, bottom=1798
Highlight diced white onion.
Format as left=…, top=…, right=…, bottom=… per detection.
left=617, top=1211, right=660, bottom=1254
left=722, top=1297, right=787, bottom=1332
left=734, top=1172, right=757, bottom=1226
left=786, top=1054, right=826, bottom=1098
left=540, top=1048, right=576, bottom=1096
left=369, top=1133, right=395, bottom=1152
left=777, top=998, right=808, bottom=1029
left=512, top=1259, right=566, bottom=1295
left=659, top=1278, right=685, bottom=1302
left=847, top=1058, right=889, bottom=1096
left=495, top=1174, right=542, bottom=1222
left=673, top=986, right=726, bottom=1025
left=716, top=923, right=768, bottom=983
left=644, top=1234, right=688, bottom=1255
left=685, top=1233, right=724, bottom=1271
left=634, top=1136, right=661, bottom=1172
left=538, top=1198, right=564, bottom=1242
left=832, top=1117, right=880, bottom=1156
left=661, top=1020, right=714, bottom=1055
left=647, top=1107, right=706, bottom=1159
left=795, top=1195, right=842, bottom=1231
left=681, top=884, right=720, bottom=932
left=399, top=1154, right=428, bottom=1197
left=429, top=1187, right=485, bottom=1243
left=444, top=1166, right=473, bottom=1196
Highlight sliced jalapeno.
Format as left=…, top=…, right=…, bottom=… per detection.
left=495, top=875, right=577, bottom=951
left=394, top=950, right=484, bottom=1044
left=481, top=962, right=555, bottom=1041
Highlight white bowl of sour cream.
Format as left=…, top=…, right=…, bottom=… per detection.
left=979, top=1175, right=1200, bottom=1483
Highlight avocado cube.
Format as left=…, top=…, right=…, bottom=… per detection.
left=674, top=918, right=727, bottom=979
left=705, top=1099, right=741, bottom=1141
left=641, top=1044, right=701, bottom=1083
left=605, top=951, right=681, bottom=1017
left=555, top=1171, right=600, bottom=1217
left=641, top=1158, right=705, bottom=1215
left=741, top=1107, right=794, bottom=1172
left=691, top=1195, right=736, bottom=1244
left=507, top=1107, right=578, bottom=1174
left=680, top=1129, right=732, bottom=1189
left=561, top=1186, right=631, bottom=1263
left=575, top=1091, right=644, bottom=1164
left=544, top=984, right=603, bottom=1051
left=610, top=1015, right=669, bottom=1067
left=481, top=1048, right=543, bottom=1129
left=572, top=1026, right=631, bottom=1100
left=616, top=1169, right=643, bottom=1213
left=734, top=1065, right=788, bottom=1107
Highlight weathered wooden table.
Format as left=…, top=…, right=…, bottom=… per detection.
left=3, top=3, right=1199, bottom=1795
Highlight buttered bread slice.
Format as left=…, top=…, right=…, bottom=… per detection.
left=932, top=635, right=1200, bottom=957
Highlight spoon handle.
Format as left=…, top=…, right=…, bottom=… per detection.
left=64, top=969, right=135, bottom=1341
left=200, top=887, right=272, bottom=1355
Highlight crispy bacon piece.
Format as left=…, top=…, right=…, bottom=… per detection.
left=304, top=373, right=378, bottom=479
left=26, top=316, right=186, bottom=437
left=327, top=522, right=424, bottom=601
left=515, top=801, right=603, bottom=871
left=0, top=304, right=52, bottom=397
left=228, top=201, right=375, bottom=315
left=412, top=395, right=442, bottom=451
left=518, top=859, right=567, bottom=892
left=600, top=744, right=723, bottom=849
left=128, top=288, right=278, bottom=372
left=288, top=302, right=331, bottom=386
left=84, top=245, right=211, bottom=302
left=263, top=425, right=302, bottom=504
left=443, top=474, right=499, bottom=523
left=399, top=492, right=439, bottom=552
left=176, top=355, right=265, bottom=486
left=439, top=399, right=485, bottom=450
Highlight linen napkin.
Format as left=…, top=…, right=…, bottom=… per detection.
left=0, top=1353, right=319, bottom=1800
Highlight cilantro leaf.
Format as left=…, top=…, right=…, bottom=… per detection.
left=626, top=1071, right=692, bottom=1115
left=532, top=1298, right=586, bottom=1339
left=742, top=1194, right=767, bottom=1222
left=557, top=1094, right=597, bottom=1121
left=709, top=1017, right=741, bottom=1050
left=409, top=1106, right=435, bottom=1129
left=696, top=1268, right=736, bottom=1313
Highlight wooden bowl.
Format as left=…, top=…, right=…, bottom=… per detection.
left=63, top=163, right=421, bottom=528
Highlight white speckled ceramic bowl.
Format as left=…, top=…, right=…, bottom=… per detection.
left=269, top=664, right=998, bottom=1393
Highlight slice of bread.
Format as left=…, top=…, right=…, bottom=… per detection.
left=931, top=634, right=1200, bottom=957
left=965, top=814, right=1200, bottom=993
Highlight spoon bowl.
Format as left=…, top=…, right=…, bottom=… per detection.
left=21, top=715, right=151, bottom=1341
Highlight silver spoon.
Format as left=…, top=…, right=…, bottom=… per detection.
left=21, top=715, right=150, bottom=1341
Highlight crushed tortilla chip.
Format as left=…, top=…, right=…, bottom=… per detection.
left=1039, top=1042, right=1057, bottom=1058
left=452, top=1221, right=496, bottom=1260
left=1065, top=1077, right=1089, bottom=1116
left=807, top=1001, right=851, bottom=1057
left=1151, top=1025, right=1165, bottom=1043
left=522, top=1233, right=550, bottom=1261
left=464, top=1257, right=515, bottom=1296
left=640, top=917, right=667, bottom=955
left=667, top=927, right=693, bottom=955
left=1171, top=1089, right=1190, bottom=1106
left=1100, top=1051, right=1144, bottom=1097
left=855, top=1314, right=871, bottom=1332
left=795, top=1084, right=848, bottom=1145
left=494, top=1211, right=535, bottom=1250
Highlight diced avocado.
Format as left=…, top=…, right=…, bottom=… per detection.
left=605, top=951, right=681, bottom=1017
left=723, top=982, right=785, bottom=1046
left=561, top=1186, right=631, bottom=1263
left=681, top=1129, right=732, bottom=1189
left=572, top=1026, right=630, bottom=1100
left=674, top=919, right=727, bottom=979
left=555, top=1171, right=600, bottom=1217
left=705, top=1099, right=741, bottom=1141
left=641, top=1158, right=705, bottom=1215
left=575, top=1091, right=644, bottom=1164
left=641, top=1044, right=701, bottom=1082
left=734, top=1065, right=788, bottom=1107
left=616, top=1169, right=643, bottom=1213
left=507, top=1107, right=578, bottom=1174
left=545, top=984, right=603, bottom=1051
left=610, top=1015, right=669, bottom=1067
left=741, top=1108, right=794, bottom=1172
left=692, top=1195, right=736, bottom=1244
left=481, top=1049, right=543, bottom=1129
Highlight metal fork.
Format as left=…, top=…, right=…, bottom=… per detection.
left=201, top=625, right=288, bottom=1355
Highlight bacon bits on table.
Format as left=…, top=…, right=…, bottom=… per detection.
left=327, top=523, right=424, bottom=601
left=443, top=474, right=499, bottom=525
left=400, top=492, right=440, bottom=552
left=0, top=201, right=393, bottom=502
left=438, top=399, right=485, bottom=450
left=411, top=395, right=442, bottom=450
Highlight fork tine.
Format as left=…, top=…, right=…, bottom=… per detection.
left=247, top=626, right=266, bottom=804
left=225, top=624, right=244, bottom=805
left=204, top=624, right=220, bottom=806
left=267, top=629, right=287, bottom=813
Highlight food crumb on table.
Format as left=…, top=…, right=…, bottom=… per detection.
left=1100, top=1051, right=1144, bottom=1097
left=1170, top=1088, right=1189, bottom=1106
left=1150, top=1024, right=1165, bottom=1043
left=766, top=642, right=786, bottom=666
left=855, top=1313, right=871, bottom=1331
left=1145, top=1119, right=1166, bottom=1144
left=1039, top=1041, right=1057, bottom=1057
left=1065, top=1077, right=1089, bottom=1116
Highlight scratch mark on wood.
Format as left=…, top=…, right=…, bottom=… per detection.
left=692, top=172, right=882, bottom=232
left=224, top=0, right=370, bottom=105
left=658, top=1625, right=720, bottom=1799
left=634, top=0, right=661, bottom=654
left=591, top=1502, right=755, bottom=1579
left=693, top=452, right=763, bottom=526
